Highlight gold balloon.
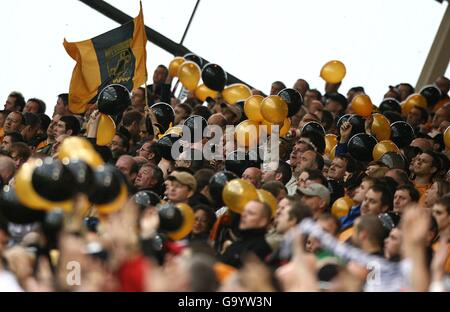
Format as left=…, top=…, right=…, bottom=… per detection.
left=194, top=84, right=218, bottom=102
left=372, top=140, right=400, bottom=161
left=222, top=83, right=252, bottom=105
left=164, top=125, right=184, bottom=136
left=401, top=93, right=428, bottom=115
left=96, top=113, right=116, bottom=146
left=329, top=145, right=336, bottom=160
left=58, top=136, right=93, bottom=155
left=259, top=119, right=283, bottom=138
left=260, top=95, right=288, bottom=123
left=371, top=113, right=391, bottom=141
left=244, top=95, right=264, bottom=122
left=235, top=120, right=260, bottom=147
left=15, top=159, right=72, bottom=211
left=331, top=196, right=353, bottom=219
left=222, top=179, right=258, bottom=214
left=352, top=95, right=373, bottom=117
left=168, top=57, right=185, bottom=77
left=320, top=60, right=346, bottom=83
left=444, top=126, right=450, bottom=149
left=178, top=61, right=201, bottom=91
left=325, top=134, right=338, bottom=155
left=167, top=202, right=195, bottom=241
left=279, top=118, right=291, bottom=137
left=256, top=189, right=277, bottom=217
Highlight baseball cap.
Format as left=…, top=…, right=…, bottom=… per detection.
left=297, top=183, right=330, bottom=206
left=167, top=171, right=197, bottom=192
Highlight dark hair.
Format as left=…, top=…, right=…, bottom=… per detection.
left=58, top=93, right=69, bottom=105
left=421, top=150, right=442, bottom=178
left=402, top=146, right=422, bottom=164
left=4, top=131, right=24, bottom=143
left=335, top=154, right=356, bottom=173
left=177, top=103, right=192, bottom=117
left=121, top=110, right=143, bottom=127
left=383, top=111, right=404, bottom=123
left=261, top=181, right=286, bottom=199
left=327, top=93, right=348, bottom=112
left=349, top=86, right=365, bottom=93
left=11, top=142, right=31, bottom=161
left=302, top=168, right=328, bottom=186
left=387, top=169, right=411, bottom=186
left=9, top=91, right=26, bottom=111
left=410, top=105, right=429, bottom=123
left=114, top=132, right=130, bottom=151
left=436, top=194, right=450, bottom=214
left=397, top=83, right=415, bottom=95
left=192, top=105, right=212, bottom=121
left=275, top=160, right=292, bottom=185
left=193, top=204, right=217, bottom=233
left=148, top=141, right=162, bottom=164
left=308, top=89, right=322, bottom=100
left=395, top=184, right=420, bottom=203
left=37, top=114, right=51, bottom=132
left=27, top=98, right=46, bottom=114
left=369, top=183, right=394, bottom=212
left=314, top=151, right=325, bottom=171
left=194, top=168, right=215, bottom=192
left=356, top=215, right=386, bottom=249
left=23, top=112, right=41, bottom=128
left=317, top=213, right=340, bottom=236
left=272, top=81, right=286, bottom=89
left=320, top=109, right=334, bottom=131
left=286, top=196, right=312, bottom=224
left=60, top=115, right=81, bottom=136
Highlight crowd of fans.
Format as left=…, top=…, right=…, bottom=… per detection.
left=0, top=64, right=449, bottom=292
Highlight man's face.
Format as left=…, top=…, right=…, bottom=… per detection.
left=10, top=151, right=25, bottom=169
left=384, top=228, right=402, bottom=260
left=393, top=189, right=413, bottom=213
left=290, top=142, right=310, bottom=167
left=239, top=201, right=268, bottom=230
left=412, top=153, right=435, bottom=177
left=353, top=180, right=372, bottom=204
left=138, top=142, right=153, bottom=160
left=361, top=189, right=386, bottom=216
left=131, top=88, right=146, bottom=109
left=174, top=105, right=188, bottom=125
left=115, top=157, right=135, bottom=182
left=23, top=101, right=39, bottom=114
left=302, top=195, right=324, bottom=219
left=325, top=99, right=341, bottom=115
left=293, top=80, right=308, bottom=97
left=298, top=150, right=317, bottom=171
left=4, top=96, right=17, bottom=111
left=432, top=203, right=449, bottom=233
left=164, top=180, right=191, bottom=203
left=134, top=166, right=155, bottom=190
left=242, top=167, right=262, bottom=188
left=54, top=97, right=66, bottom=116
left=153, top=66, right=168, bottom=84
left=276, top=206, right=295, bottom=234
left=432, top=107, right=450, bottom=129
left=53, top=120, right=68, bottom=139
left=327, top=158, right=347, bottom=181
left=4, top=112, right=22, bottom=133
left=270, top=83, right=283, bottom=96
left=407, top=107, right=423, bottom=128
left=1, top=136, right=13, bottom=153
left=304, top=90, right=319, bottom=107
left=111, top=135, right=127, bottom=155
left=275, top=198, right=291, bottom=227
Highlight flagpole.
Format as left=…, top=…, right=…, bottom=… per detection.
left=180, top=0, right=201, bottom=45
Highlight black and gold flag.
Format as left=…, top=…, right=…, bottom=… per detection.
left=64, top=2, right=147, bottom=114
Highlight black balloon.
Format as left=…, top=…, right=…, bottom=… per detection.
left=158, top=202, right=183, bottom=232
left=209, top=171, right=238, bottom=207
left=420, top=85, right=441, bottom=107
left=201, top=63, right=227, bottom=91
left=379, top=152, right=406, bottom=170
left=132, top=190, right=161, bottom=210
left=379, top=98, right=401, bottom=114
left=88, top=164, right=124, bottom=205
left=225, top=150, right=261, bottom=177
left=0, top=186, right=45, bottom=224
left=390, top=121, right=415, bottom=148
left=278, top=88, right=303, bottom=117
left=155, top=133, right=182, bottom=161
left=301, top=131, right=326, bottom=155
left=336, top=114, right=352, bottom=130
left=183, top=115, right=208, bottom=143
left=150, top=102, right=175, bottom=133
left=64, top=159, right=94, bottom=194
left=97, top=84, right=131, bottom=116
left=184, top=53, right=204, bottom=68
left=347, top=133, right=377, bottom=162
left=327, top=179, right=345, bottom=207
left=32, top=158, right=76, bottom=202
left=301, top=121, right=325, bottom=136
left=348, top=115, right=365, bottom=137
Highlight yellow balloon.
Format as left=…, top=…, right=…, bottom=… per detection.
left=15, top=159, right=72, bottom=211
left=401, top=93, right=428, bottom=115
left=325, top=134, right=338, bottom=155
left=168, top=203, right=195, bottom=241
left=372, top=140, right=400, bottom=161
left=222, top=83, right=252, bottom=105
left=164, top=125, right=184, bottom=136
left=235, top=120, right=260, bottom=147
left=58, top=137, right=104, bottom=169
left=260, top=95, right=288, bottom=123
left=222, top=179, right=258, bottom=214
left=352, top=95, right=373, bottom=117
left=96, top=114, right=116, bottom=146
left=256, top=189, right=277, bottom=217
left=168, top=57, right=185, bottom=77
left=329, top=145, right=336, bottom=160
left=244, top=95, right=264, bottom=122
left=194, top=84, right=218, bottom=102
left=259, top=119, right=283, bottom=138
left=444, top=126, right=450, bottom=149
left=279, top=118, right=291, bottom=137
left=320, top=60, right=346, bottom=83
left=371, top=113, right=391, bottom=141
left=331, top=196, right=353, bottom=219
left=178, top=61, right=201, bottom=91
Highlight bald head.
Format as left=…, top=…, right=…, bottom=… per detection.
left=0, top=156, right=16, bottom=185
left=207, top=113, right=227, bottom=128
left=410, top=138, right=433, bottom=152
left=242, top=167, right=262, bottom=188
left=115, top=155, right=138, bottom=183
